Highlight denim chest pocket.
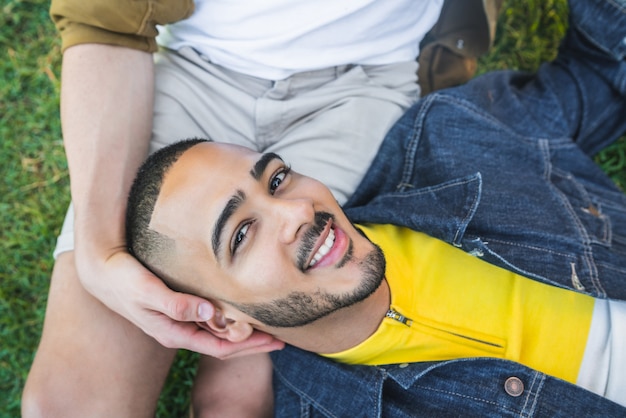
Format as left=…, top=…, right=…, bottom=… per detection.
left=550, top=167, right=615, bottom=247
left=553, top=167, right=626, bottom=260
left=461, top=166, right=626, bottom=298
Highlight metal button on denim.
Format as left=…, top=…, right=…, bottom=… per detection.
left=583, top=204, right=601, bottom=217
left=504, top=377, right=524, bottom=397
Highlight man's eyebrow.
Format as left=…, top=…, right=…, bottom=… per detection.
left=251, top=152, right=283, bottom=181
left=211, top=153, right=283, bottom=260
left=212, top=190, right=245, bottom=259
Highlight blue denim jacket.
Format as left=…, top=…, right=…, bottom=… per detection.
left=272, top=0, right=626, bottom=416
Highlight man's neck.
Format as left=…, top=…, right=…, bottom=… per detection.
left=273, top=278, right=391, bottom=354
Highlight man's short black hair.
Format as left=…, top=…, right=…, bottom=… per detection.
left=126, top=138, right=210, bottom=280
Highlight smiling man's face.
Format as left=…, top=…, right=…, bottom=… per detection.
left=149, top=142, right=385, bottom=332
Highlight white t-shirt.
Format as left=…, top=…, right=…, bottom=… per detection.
left=157, top=0, right=443, bottom=80
left=577, top=298, right=626, bottom=407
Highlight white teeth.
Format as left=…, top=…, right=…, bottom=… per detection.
left=309, top=228, right=335, bottom=267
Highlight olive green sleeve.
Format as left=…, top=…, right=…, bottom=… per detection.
left=50, top=0, right=195, bottom=52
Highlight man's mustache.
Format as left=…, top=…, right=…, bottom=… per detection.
left=297, top=211, right=334, bottom=271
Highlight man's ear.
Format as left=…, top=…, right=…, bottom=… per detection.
left=196, top=309, right=254, bottom=343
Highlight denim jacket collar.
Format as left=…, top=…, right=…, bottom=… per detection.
left=345, top=173, right=482, bottom=248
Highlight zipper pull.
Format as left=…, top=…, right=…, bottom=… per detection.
left=386, top=308, right=413, bottom=327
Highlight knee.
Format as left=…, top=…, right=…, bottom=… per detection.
left=21, top=371, right=63, bottom=418
left=22, top=355, right=92, bottom=418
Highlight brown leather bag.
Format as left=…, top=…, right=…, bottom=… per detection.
left=418, top=0, right=503, bottom=95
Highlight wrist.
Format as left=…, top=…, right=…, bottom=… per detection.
left=73, top=202, right=128, bottom=265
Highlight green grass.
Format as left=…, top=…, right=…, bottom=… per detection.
left=1, top=0, right=624, bottom=417
left=1, top=1, right=65, bottom=416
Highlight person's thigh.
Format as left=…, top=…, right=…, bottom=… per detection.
left=191, top=353, right=274, bottom=418
left=22, top=252, right=177, bottom=418
left=151, top=47, right=266, bottom=153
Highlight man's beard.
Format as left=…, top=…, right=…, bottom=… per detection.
left=229, top=241, right=386, bottom=328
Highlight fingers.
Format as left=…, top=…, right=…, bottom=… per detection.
left=76, top=252, right=284, bottom=358
left=163, top=291, right=216, bottom=323
left=144, top=284, right=284, bottom=357
left=210, top=331, right=286, bottom=360
left=151, top=316, right=284, bottom=359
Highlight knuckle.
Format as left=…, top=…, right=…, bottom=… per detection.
left=167, top=296, right=191, bottom=320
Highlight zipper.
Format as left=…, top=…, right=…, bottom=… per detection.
left=385, top=308, right=504, bottom=348
left=386, top=308, right=413, bottom=326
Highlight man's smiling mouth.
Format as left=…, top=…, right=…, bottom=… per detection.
left=297, top=211, right=334, bottom=271
left=308, top=227, right=336, bottom=268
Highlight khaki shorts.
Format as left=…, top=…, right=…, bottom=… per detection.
left=54, top=47, right=420, bottom=257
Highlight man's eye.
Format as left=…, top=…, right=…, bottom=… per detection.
left=233, top=222, right=251, bottom=254
left=269, top=167, right=290, bottom=195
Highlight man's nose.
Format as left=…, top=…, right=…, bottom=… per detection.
left=272, top=197, right=315, bottom=244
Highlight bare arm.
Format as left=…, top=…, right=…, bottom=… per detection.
left=61, top=43, right=283, bottom=357
left=62, top=44, right=152, bottom=265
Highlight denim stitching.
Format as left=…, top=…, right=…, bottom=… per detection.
left=543, top=139, right=608, bottom=296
